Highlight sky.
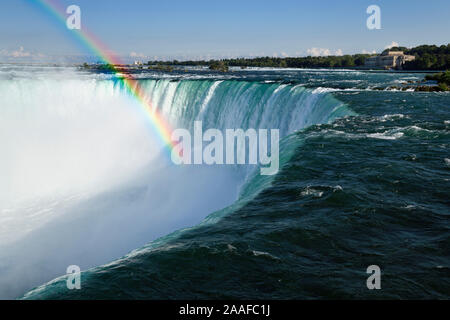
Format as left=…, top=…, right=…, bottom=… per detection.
left=0, top=0, right=449, bottom=63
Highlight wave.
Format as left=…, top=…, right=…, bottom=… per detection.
left=0, top=73, right=352, bottom=299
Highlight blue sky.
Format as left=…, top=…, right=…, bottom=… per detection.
left=0, top=0, right=449, bottom=62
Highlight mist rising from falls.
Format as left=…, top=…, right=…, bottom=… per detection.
left=0, top=71, right=351, bottom=298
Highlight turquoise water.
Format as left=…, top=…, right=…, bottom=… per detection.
left=0, top=66, right=448, bottom=299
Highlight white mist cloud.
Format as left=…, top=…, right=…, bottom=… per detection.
left=12, top=47, right=30, bottom=57
left=0, top=72, right=243, bottom=299
left=362, top=49, right=377, bottom=54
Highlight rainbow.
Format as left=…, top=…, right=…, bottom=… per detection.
left=31, top=0, right=179, bottom=159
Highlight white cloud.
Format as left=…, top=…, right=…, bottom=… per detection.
left=307, top=48, right=330, bottom=56
left=0, top=47, right=45, bottom=60
left=130, top=51, right=146, bottom=58
left=384, top=41, right=399, bottom=49
left=306, top=48, right=343, bottom=57
left=362, top=49, right=376, bottom=54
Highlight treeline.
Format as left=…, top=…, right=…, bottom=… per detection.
left=400, top=44, right=450, bottom=70
left=380, top=44, right=450, bottom=69
left=146, top=44, right=450, bottom=71
left=148, top=54, right=371, bottom=69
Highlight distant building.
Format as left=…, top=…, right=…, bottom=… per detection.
left=365, top=51, right=415, bottom=69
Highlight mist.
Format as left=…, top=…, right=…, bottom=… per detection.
left=0, top=69, right=242, bottom=298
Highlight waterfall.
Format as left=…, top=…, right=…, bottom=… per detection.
left=0, top=72, right=352, bottom=299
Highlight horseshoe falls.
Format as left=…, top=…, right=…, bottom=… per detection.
left=0, top=66, right=448, bottom=299
left=0, top=66, right=349, bottom=298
